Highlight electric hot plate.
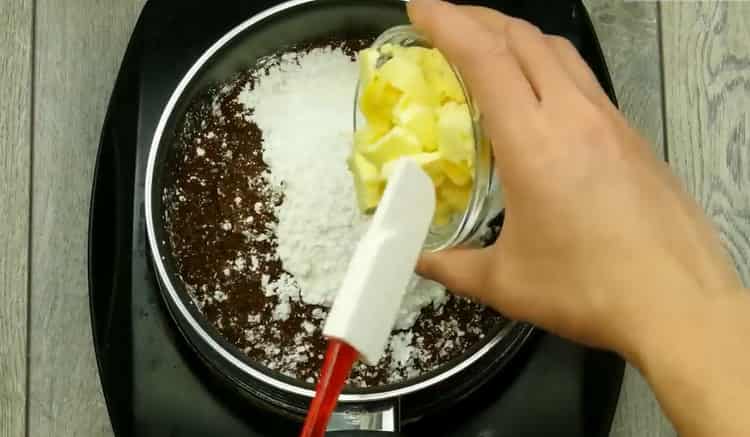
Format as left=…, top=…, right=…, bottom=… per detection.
left=89, top=0, right=625, bottom=435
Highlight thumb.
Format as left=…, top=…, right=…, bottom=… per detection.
left=416, top=247, right=496, bottom=300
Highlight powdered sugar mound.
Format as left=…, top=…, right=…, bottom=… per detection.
left=237, top=47, right=446, bottom=329
left=389, top=331, right=415, bottom=368
left=395, top=277, right=449, bottom=330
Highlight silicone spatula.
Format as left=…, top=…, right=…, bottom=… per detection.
left=299, top=158, right=436, bottom=437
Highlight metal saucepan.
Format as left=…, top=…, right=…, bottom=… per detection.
left=144, top=0, right=533, bottom=432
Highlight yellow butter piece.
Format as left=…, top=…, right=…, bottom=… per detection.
left=440, top=182, right=471, bottom=212
left=348, top=153, right=383, bottom=213
left=421, top=49, right=466, bottom=103
left=354, top=124, right=387, bottom=154
left=354, top=44, right=475, bottom=220
left=381, top=153, right=446, bottom=188
left=377, top=55, right=437, bottom=106
left=361, top=126, right=422, bottom=165
left=393, top=95, right=437, bottom=151
left=358, top=48, right=380, bottom=89
left=412, top=153, right=447, bottom=187
left=430, top=170, right=446, bottom=187
left=437, top=101, right=474, bottom=164
left=360, top=77, right=400, bottom=132
left=432, top=200, right=454, bottom=227
left=439, top=159, right=473, bottom=187
left=383, top=44, right=433, bottom=67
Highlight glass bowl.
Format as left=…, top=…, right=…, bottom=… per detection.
left=353, top=25, right=501, bottom=252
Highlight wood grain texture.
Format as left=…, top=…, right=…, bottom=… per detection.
left=28, top=1, right=145, bottom=436
left=661, top=2, right=750, bottom=286
left=0, top=1, right=32, bottom=437
left=585, top=0, right=665, bottom=155
left=584, top=1, right=676, bottom=436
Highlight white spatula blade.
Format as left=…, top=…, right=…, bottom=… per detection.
left=323, top=158, right=436, bottom=364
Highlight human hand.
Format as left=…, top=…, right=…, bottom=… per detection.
left=408, top=0, right=741, bottom=359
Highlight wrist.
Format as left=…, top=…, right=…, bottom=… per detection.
left=637, top=289, right=747, bottom=366
left=608, top=285, right=700, bottom=369
left=626, top=289, right=750, bottom=436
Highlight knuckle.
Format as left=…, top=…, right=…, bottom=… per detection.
left=543, top=102, right=616, bottom=150
left=577, top=107, right=618, bottom=146
left=482, top=37, right=513, bottom=61
left=546, top=35, right=576, bottom=53
left=504, top=18, right=541, bottom=40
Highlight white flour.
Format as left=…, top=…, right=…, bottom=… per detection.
left=237, top=46, right=446, bottom=330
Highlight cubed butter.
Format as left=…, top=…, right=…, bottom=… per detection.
left=360, top=77, right=400, bottom=132
left=354, top=124, right=387, bottom=154
left=377, top=55, right=437, bottom=106
left=362, top=126, right=422, bottom=164
left=421, top=49, right=466, bottom=103
left=348, top=153, right=383, bottom=213
left=380, top=44, right=432, bottom=66
left=439, top=159, right=473, bottom=187
left=358, top=48, right=380, bottom=89
left=440, top=182, right=471, bottom=212
left=381, top=153, right=446, bottom=188
left=393, top=95, right=437, bottom=151
left=437, top=101, right=474, bottom=164
left=353, top=44, right=476, bottom=225
left=432, top=200, right=454, bottom=227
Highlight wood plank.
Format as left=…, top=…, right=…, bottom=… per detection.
left=585, top=0, right=665, bottom=155
left=28, top=1, right=145, bottom=436
left=0, top=1, right=32, bottom=436
left=583, top=1, right=676, bottom=436
left=661, top=2, right=750, bottom=285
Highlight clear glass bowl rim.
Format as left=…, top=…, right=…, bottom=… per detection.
left=353, top=25, right=498, bottom=252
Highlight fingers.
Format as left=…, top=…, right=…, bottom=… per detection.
left=458, top=5, right=613, bottom=111
left=417, top=247, right=496, bottom=300
left=456, top=6, right=576, bottom=102
left=544, top=35, right=610, bottom=107
left=408, top=0, right=544, bottom=182
left=412, top=2, right=611, bottom=108
left=407, top=0, right=540, bottom=127
left=418, top=246, right=536, bottom=322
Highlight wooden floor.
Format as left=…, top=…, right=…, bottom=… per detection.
left=1, top=1, right=748, bottom=436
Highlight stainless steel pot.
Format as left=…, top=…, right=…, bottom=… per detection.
left=144, top=0, right=533, bottom=432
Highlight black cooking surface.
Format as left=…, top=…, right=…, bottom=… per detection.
left=89, top=0, right=624, bottom=436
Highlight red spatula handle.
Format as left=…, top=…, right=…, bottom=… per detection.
left=299, top=339, right=359, bottom=437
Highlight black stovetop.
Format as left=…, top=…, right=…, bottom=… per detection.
left=88, top=1, right=624, bottom=435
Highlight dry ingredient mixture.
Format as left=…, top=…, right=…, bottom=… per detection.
left=163, top=40, right=503, bottom=387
